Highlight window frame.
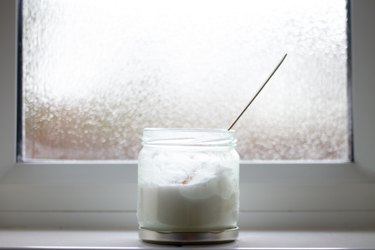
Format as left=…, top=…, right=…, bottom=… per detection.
left=0, top=0, right=374, bottom=229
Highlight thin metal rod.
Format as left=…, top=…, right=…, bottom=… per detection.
left=227, top=53, right=288, bottom=131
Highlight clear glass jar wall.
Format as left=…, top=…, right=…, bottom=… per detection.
left=137, top=128, right=240, bottom=232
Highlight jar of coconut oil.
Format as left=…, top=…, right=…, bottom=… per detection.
left=137, top=128, right=239, bottom=244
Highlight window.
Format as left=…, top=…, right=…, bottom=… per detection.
left=21, top=0, right=350, bottom=162
left=0, top=0, right=375, bottom=229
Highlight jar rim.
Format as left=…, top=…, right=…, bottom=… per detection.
left=142, top=128, right=237, bottom=147
left=144, top=127, right=235, bottom=133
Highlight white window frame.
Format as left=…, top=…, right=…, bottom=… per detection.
left=0, top=0, right=374, bottom=229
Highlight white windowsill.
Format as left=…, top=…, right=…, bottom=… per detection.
left=0, top=230, right=374, bottom=250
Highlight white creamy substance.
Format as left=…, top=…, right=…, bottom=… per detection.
left=138, top=165, right=239, bottom=232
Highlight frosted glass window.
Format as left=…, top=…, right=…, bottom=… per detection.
left=21, top=0, right=350, bottom=161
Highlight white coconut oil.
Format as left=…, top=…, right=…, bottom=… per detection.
left=137, top=128, right=239, bottom=232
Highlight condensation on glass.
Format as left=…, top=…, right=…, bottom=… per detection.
left=21, top=0, right=351, bottom=161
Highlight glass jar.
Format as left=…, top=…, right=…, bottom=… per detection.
left=137, top=128, right=239, bottom=236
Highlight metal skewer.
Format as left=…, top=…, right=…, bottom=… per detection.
left=227, top=53, right=288, bottom=131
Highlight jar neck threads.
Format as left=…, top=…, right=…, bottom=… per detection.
left=142, top=128, right=237, bottom=147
